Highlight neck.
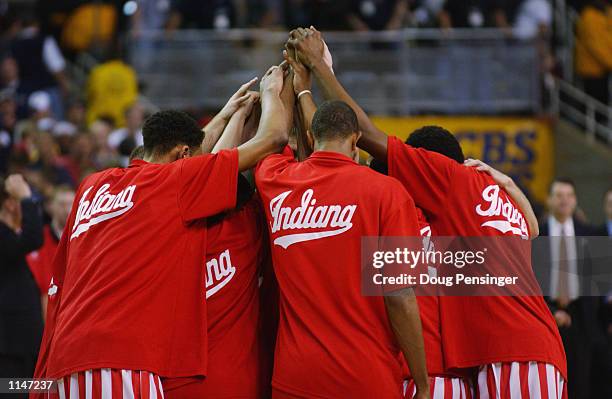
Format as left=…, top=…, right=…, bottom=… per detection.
left=553, top=213, right=571, bottom=224
left=144, top=153, right=174, bottom=164
left=313, top=140, right=354, bottom=160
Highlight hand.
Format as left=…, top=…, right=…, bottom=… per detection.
left=554, top=309, right=572, bottom=328
left=5, top=174, right=32, bottom=200
left=287, top=27, right=325, bottom=70
left=236, top=91, right=260, bottom=117
left=283, top=48, right=311, bottom=94
left=464, top=158, right=513, bottom=188
left=218, top=77, right=258, bottom=121
left=260, top=65, right=284, bottom=96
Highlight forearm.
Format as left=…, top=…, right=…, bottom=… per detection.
left=19, top=199, right=43, bottom=253
left=298, top=92, right=317, bottom=134
left=212, top=111, right=247, bottom=153
left=280, top=71, right=296, bottom=134
left=501, top=180, right=539, bottom=238
left=385, top=290, right=429, bottom=392
left=237, top=91, right=287, bottom=170
left=202, top=114, right=230, bottom=153
left=311, top=62, right=388, bottom=159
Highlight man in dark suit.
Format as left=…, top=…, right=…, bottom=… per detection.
left=0, top=174, right=43, bottom=397
left=536, top=177, right=606, bottom=399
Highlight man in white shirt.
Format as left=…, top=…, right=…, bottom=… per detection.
left=537, top=177, right=603, bottom=398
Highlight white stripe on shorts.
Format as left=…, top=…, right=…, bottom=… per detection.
left=70, top=373, right=79, bottom=399
left=121, top=370, right=134, bottom=399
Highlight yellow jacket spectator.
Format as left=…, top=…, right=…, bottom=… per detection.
left=61, top=4, right=117, bottom=52
left=86, top=60, right=138, bottom=127
left=575, top=1, right=612, bottom=104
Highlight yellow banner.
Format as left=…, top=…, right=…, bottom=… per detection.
left=370, top=116, right=554, bottom=204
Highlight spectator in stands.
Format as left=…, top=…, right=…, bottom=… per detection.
left=347, top=0, right=409, bottom=31
left=86, top=47, right=138, bottom=127
left=9, top=12, right=69, bottom=120
left=0, top=92, right=16, bottom=174
left=439, top=0, right=498, bottom=28
left=59, top=1, right=118, bottom=56
left=0, top=174, right=44, bottom=383
left=439, top=0, right=519, bottom=31
left=88, top=116, right=120, bottom=171
left=108, top=102, right=145, bottom=166
left=14, top=91, right=55, bottom=141
left=595, top=187, right=612, bottom=236
left=537, top=177, right=605, bottom=399
left=512, top=0, right=552, bottom=40
left=575, top=0, right=612, bottom=105
left=0, top=56, right=19, bottom=97
left=130, top=0, right=172, bottom=33
left=26, top=185, right=74, bottom=319
left=166, top=0, right=236, bottom=30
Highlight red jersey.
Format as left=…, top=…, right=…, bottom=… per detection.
left=37, top=150, right=238, bottom=380
left=255, top=147, right=421, bottom=399
left=164, top=197, right=268, bottom=398
left=386, top=136, right=566, bottom=378
left=27, top=225, right=59, bottom=294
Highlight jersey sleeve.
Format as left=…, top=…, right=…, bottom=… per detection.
left=386, top=135, right=457, bottom=217
left=178, top=149, right=239, bottom=222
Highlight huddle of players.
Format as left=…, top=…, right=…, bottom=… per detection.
left=30, top=27, right=568, bottom=399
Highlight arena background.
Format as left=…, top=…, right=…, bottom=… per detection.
left=0, top=0, right=610, bottom=398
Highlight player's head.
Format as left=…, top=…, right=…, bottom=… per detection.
left=47, top=185, right=75, bottom=230
left=604, top=186, right=612, bottom=221
left=310, top=100, right=360, bottom=159
left=142, top=110, right=203, bottom=163
left=406, top=125, right=465, bottom=163
left=548, top=177, right=577, bottom=221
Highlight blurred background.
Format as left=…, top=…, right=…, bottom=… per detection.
left=0, top=0, right=610, bottom=397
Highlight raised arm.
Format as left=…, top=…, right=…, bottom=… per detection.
left=236, top=66, right=289, bottom=171
left=0, top=175, right=43, bottom=263
left=283, top=47, right=315, bottom=158
left=464, top=158, right=539, bottom=238
left=212, top=92, right=259, bottom=153
left=202, top=77, right=258, bottom=153
left=288, top=27, right=388, bottom=160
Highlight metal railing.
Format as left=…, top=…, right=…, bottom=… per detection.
left=126, top=29, right=541, bottom=115
left=550, top=79, right=612, bottom=144
left=551, top=0, right=612, bottom=145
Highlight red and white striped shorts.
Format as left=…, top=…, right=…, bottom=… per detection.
left=49, top=369, right=165, bottom=399
left=404, top=376, right=474, bottom=399
left=475, top=362, right=567, bottom=399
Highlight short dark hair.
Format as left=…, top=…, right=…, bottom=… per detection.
left=142, top=110, right=203, bottom=157
left=406, top=125, right=465, bottom=163
left=549, top=177, right=576, bottom=194
left=311, top=100, right=358, bottom=141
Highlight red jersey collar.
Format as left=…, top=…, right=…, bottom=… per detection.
left=128, top=159, right=149, bottom=168
left=308, top=150, right=356, bottom=163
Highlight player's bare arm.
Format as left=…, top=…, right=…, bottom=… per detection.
left=284, top=48, right=316, bottom=133
left=464, top=158, right=540, bottom=238
left=384, top=288, right=431, bottom=399
left=202, top=77, right=258, bottom=153
left=287, top=27, right=388, bottom=161
left=283, top=47, right=315, bottom=157
left=236, top=65, right=289, bottom=171
left=212, top=91, right=259, bottom=153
